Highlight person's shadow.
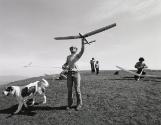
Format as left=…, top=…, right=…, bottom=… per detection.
left=109, top=76, right=135, bottom=81
left=0, top=103, right=72, bottom=118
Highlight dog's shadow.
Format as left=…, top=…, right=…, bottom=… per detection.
left=0, top=104, right=37, bottom=118
left=0, top=103, right=75, bottom=118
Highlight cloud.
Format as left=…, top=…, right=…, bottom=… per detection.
left=88, top=0, right=161, bottom=23
left=130, top=0, right=161, bottom=20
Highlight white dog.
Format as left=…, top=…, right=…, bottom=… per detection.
left=2, top=78, right=49, bottom=114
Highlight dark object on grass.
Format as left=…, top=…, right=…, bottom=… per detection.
left=114, top=71, right=119, bottom=75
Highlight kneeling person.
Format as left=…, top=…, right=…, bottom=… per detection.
left=134, top=57, right=148, bottom=80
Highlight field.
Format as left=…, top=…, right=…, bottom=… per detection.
left=0, top=70, right=161, bottom=125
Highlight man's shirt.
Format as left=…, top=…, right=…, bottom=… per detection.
left=135, top=62, right=147, bottom=69
left=95, top=63, right=99, bottom=68
left=65, top=54, right=80, bottom=71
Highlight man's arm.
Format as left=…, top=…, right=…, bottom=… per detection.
left=77, top=38, right=85, bottom=59
left=135, top=62, right=139, bottom=68
left=70, top=39, right=85, bottom=64
left=143, top=63, right=148, bottom=69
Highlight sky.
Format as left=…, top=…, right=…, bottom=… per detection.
left=0, top=0, right=161, bottom=77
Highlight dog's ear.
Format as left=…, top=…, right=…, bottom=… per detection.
left=10, top=87, right=16, bottom=95
left=6, top=86, right=13, bottom=91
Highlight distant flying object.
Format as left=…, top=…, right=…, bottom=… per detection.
left=24, top=62, right=32, bottom=68
left=24, top=62, right=62, bottom=70
left=54, top=23, right=116, bottom=45
left=116, top=66, right=161, bottom=80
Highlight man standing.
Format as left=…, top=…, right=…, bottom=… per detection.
left=90, top=58, right=95, bottom=73
left=62, top=39, right=85, bottom=111
left=95, top=60, right=99, bottom=75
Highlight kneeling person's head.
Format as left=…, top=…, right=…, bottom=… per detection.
left=139, top=57, right=144, bottom=62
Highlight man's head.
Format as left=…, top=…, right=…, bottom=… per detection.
left=139, top=57, right=144, bottom=62
left=69, top=46, right=77, bottom=54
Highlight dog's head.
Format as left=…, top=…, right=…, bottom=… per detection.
left=2, top=86, right=15, bottom=96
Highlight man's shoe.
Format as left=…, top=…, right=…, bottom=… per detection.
left=66, top=106, right=71, bottom=110
left=76, top=105, right=82, bottom=111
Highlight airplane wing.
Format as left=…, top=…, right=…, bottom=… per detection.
left=116, top=66, right=140, bottom=76
left=83, top=23, right=116, bottom=38
left=54, top=35, right=80, bottom=40
left=54, top=23, right=116, bottom=40
left=116, top=66, right=161, bottom=78
left=141, top=74, right=161, bottom=78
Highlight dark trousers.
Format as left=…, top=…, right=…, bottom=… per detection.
left=134, top=68, right=146, bottom=80
left=96, top=68, right=99, bottom=75
left=91, top=64, right=95, bottom=72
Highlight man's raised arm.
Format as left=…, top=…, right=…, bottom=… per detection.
left=77, top=38, right=85, bottom=59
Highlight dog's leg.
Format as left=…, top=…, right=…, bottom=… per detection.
left=30, top=94, right=36, bottom=106
left=14, top=101, right=23, bottom=114
left=24, top=100, right=28, bottom=108
left=31, top=97, right=35, bottom=105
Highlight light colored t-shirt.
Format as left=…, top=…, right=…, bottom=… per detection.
left=63, top=46, right=84, bottom=71
left=66, top=54, right=80, bottom=71
left=90, top=59, right=95, bottom=64
left=135, top=62, right=147, bottom=69
left=95, top=63, right=99, bottom=68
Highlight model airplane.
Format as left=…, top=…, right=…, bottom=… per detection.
left=24, top=62, right=62, bottom=70
left=116, top=66, right=161, bottom=79
left=54, top=23, right=116, bottom=45
left=24, top=62, right=32, bottom=68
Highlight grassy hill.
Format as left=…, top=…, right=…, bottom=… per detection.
left=0, top=75, right=28, bottom=85
left=0, top=70, right=161, bottom=125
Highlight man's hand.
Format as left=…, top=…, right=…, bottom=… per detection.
left=81, top=38, right=85, bottom=45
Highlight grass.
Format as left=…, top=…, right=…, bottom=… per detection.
left=0, top=70, right=161, bottom=125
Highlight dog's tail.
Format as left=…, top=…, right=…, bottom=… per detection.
left=41, top=78, right=49, bottom=87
